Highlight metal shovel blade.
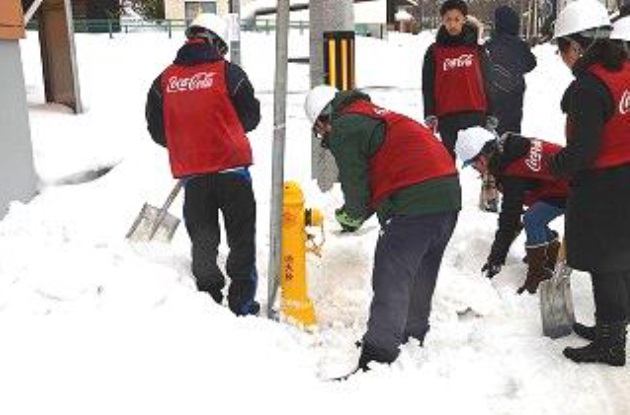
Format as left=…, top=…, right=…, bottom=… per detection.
left=126, top=180, right=183, bottom=243
left=539, top=240, right=576, bottom=339
left=126, top=203, right=180, bottom=243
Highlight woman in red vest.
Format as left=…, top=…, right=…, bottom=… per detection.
left=145, top=14, right=261, bottom=316
left=456, top=127, right=568, bottom=294
left=551, top=0, right=629, bottom=367
left=422, top=0, right=495, bottom=159
left=305, top=86, right=461, bottom=378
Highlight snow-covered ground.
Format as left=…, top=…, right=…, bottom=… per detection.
left=1, top=29, right=627, bottom=414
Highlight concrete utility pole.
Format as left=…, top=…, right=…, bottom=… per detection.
left=228, top=0, right=241, bottom=66
left=0, top=0, right=38, bottom=219
left=309, top=0, right=354, bottom=192
left=267, top=0, right=290, bottom=318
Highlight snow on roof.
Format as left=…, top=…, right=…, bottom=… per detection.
left=242, top=0, right=385, bottom=23
left=395, top=10, right=414, bottom=21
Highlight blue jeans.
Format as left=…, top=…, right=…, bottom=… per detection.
left=523, top=201, right=565, bottom=247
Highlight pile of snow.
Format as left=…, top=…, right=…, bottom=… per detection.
left=2, top=28, right=627, bottom=414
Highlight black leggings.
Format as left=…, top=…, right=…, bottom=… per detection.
left=591, top=271, right=630, bottom=322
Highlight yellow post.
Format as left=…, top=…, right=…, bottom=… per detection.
left=281, top=181, right=323, bottom=327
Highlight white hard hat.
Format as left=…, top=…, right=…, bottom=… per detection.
left=553, top=0, right=612, bottom=40
left=455, top=127, right=495, bottom=166
left=186, top=13, right=228, bottom=50
left=304, top=85, right=338, bottom=126
left=611, top=16, right=630, bottom=41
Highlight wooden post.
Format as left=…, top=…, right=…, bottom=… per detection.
left=38, top=0, right=83, bottom=113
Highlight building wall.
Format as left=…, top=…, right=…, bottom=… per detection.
left=165, top=0, right=231, bottom=20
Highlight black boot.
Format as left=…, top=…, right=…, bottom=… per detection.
left=403, top=326, right=429, bottom=346
left=563, top=321, right=627, bottom=367
left=573, top=322, right=596, bottom=341
left=358, top=342, right=398, bottom=371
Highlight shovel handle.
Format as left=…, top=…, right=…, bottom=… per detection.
left=149, top=180, right=184, bottom=239
left=557, top=237, right=567, bottom=263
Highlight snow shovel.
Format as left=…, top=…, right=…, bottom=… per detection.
left=539, top=238, right=576, bottom=339
left=479, top=171, right=500, bottom=212
left=126, top=180, right=183, bottom=243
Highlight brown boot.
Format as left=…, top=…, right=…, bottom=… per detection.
left=517, top=244, right=552, bottom=294
left=545, top=237, right=561, bottom=270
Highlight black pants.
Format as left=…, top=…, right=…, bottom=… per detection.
left=362, top=211, right=459, bottom=363
left=492, top=90, right=525, bottom=136
left=437, top=112, right=486, bottom=160
left=591, top=271, right=630, bottom=322
left=183, top=171, right=258, bottom=315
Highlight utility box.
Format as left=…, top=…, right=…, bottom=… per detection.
left=0, top=0, right=38, bottom=219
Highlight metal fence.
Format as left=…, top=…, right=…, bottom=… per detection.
left=25, top=18, right=375, bottom=39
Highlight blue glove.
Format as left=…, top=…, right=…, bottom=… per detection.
left=335, top=208, right=363, bottom=233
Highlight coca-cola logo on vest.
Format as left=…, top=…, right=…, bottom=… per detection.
left=167, top=72, right=216, bottom=93
left=525, top=139, right=543, bottom=172
left=443, top=54, right=474, bottom=72
left=619, top=90, right=630, bottom=115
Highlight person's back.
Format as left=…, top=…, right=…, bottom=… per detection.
left=304, top=86, right=461, bottom=376
left=145, top=13, right=261, bottom=316
left=485, top=5, right=537, bottom=134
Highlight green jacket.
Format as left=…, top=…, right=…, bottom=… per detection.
left=327, top=90, right=461, bottom=225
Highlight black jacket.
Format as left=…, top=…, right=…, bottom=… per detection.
left=485, top=7, right=537, bottom=134
left=422, top=23, right=494, bottom=119
left=550, top=65, right=630, bottom=273
left=145, top=42, right=261, bottom=148
left=487, top=134, right=565, bottom=265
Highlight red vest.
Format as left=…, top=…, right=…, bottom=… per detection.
left=162, top=60, right=252, bottom=178
left=502, top=139, right=569, bottom=206
left=433, top=45, right=488, bottom=117
left=342, top=100, right=457, bottom=208
left=586, top=63, right=630, bottom=169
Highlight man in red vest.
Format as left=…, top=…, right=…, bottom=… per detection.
left=456, top=127, right=568, bottom=294
left=146, top=13, right=261, bottom=316
left=422, top=0, right=495, bottom=159
left=304, top=85, right=461, bottom=376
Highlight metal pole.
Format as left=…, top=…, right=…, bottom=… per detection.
left=267, top=0, right=290, bottom=318
left=228, top=0, right=241, bottom=66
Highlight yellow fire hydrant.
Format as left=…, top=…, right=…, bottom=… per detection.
left=281, top=181, right=324, bottom=327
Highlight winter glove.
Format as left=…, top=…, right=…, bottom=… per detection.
left=335, top=208, right=363, bottom=233
left=481, top=262, right=502, bottom=279
left=424, top=115, right=438, bottom=133
left=485, top=116, right=499, bottom=132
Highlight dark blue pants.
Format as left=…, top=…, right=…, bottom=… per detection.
left=523, top=201, right=564, bottom=247
left=362, top=211, right=459, bottom=362
left=183, top=170, right=258, bottom=316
